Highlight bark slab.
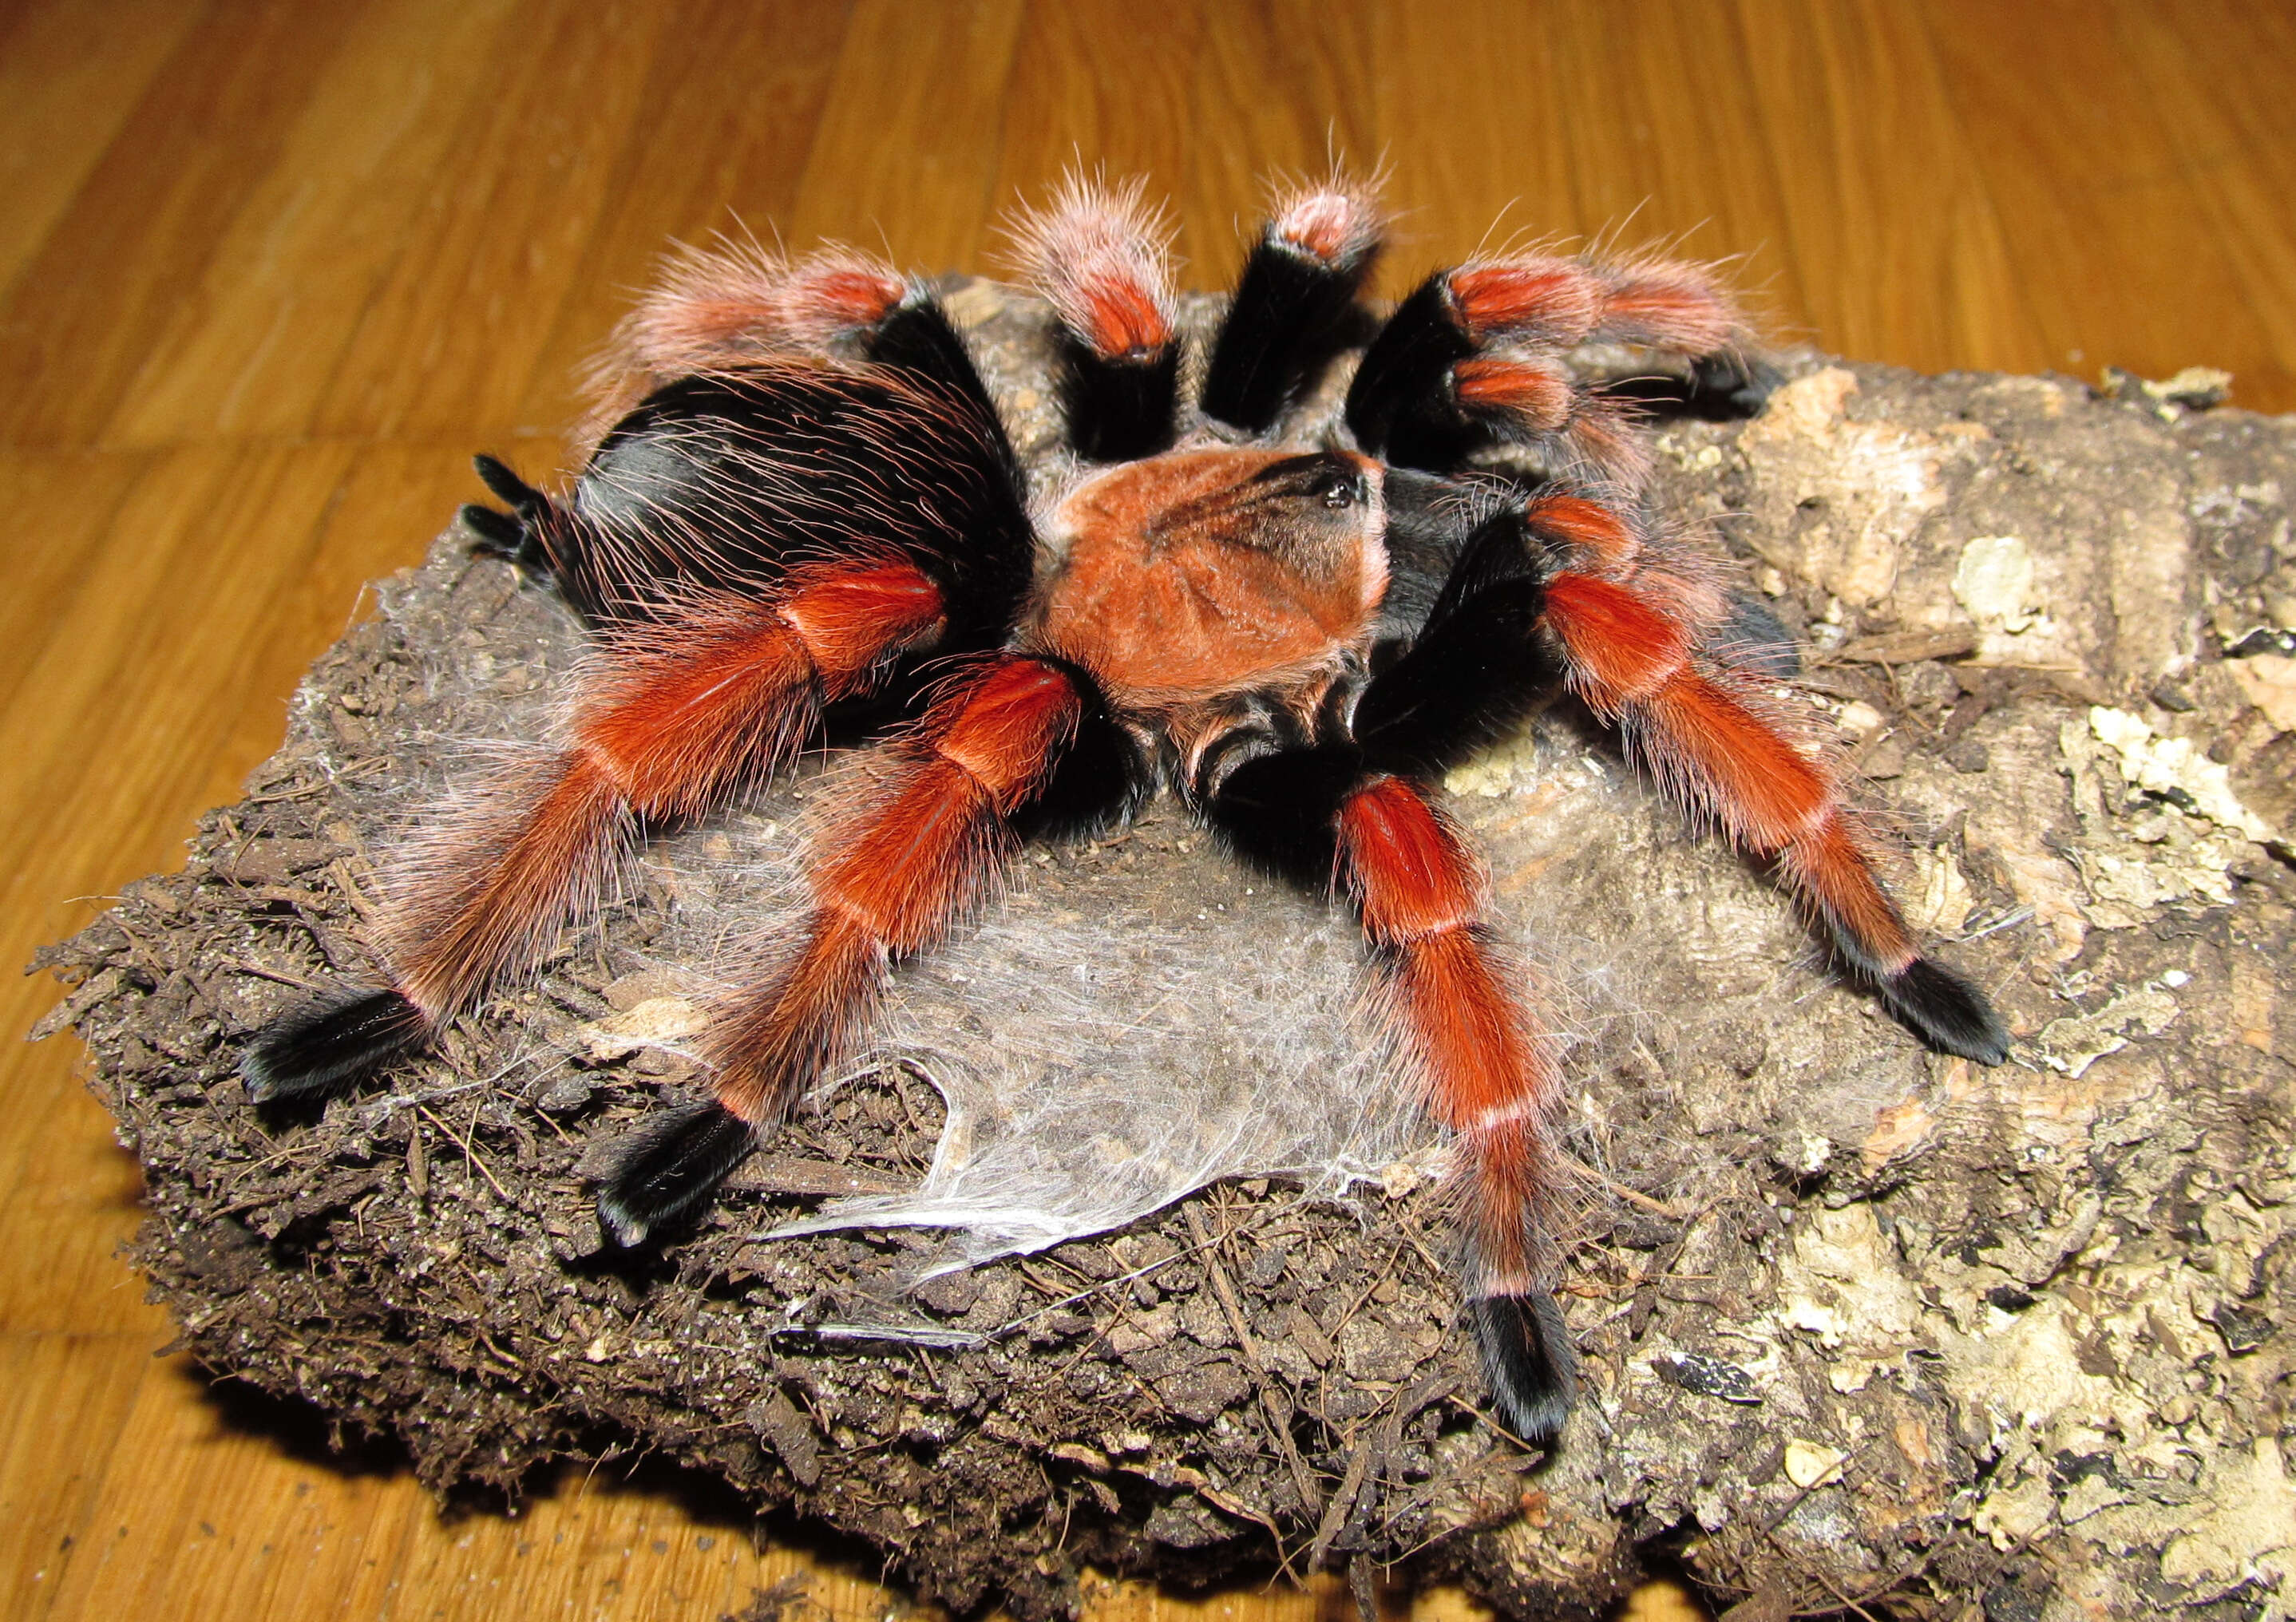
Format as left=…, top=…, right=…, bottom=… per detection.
left=34, top=287, right=2296, bottom=1620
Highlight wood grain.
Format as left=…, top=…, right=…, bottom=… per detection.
left=3, top=2, right=2288, bottom=1618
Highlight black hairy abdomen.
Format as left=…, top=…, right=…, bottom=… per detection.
left=554, top=369, right=1035, bottom=640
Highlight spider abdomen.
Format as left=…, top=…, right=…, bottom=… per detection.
left=525, top=364, right=1034, bottom=639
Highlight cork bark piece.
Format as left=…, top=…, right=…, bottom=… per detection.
left=36, top=286, right=2296, bottom=1620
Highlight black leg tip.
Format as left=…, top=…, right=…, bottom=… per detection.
left=460, top=502, right=525, bottom=556
left=1695, top=351, right=1786, bottom=417
left=595, top=1101, right=758, bottom=1248
left=472, top=453, right=541, bottom=512
left=241, top=987, right=429, bottom=1103
left=1468, top=1291, right=1578, bottom=1447
left=1877, top=957, right=2011, bottom=1066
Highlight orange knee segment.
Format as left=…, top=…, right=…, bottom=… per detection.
left=1641, top=668, right=1916, bottom=970
left=926, top=658, right=1085, bottom=808
left=1524, top=495, right=1640, bottom=576
left=1447, top=260, right=1600, bottom=346
left=1075, top=279, right=1172, bottom=359
left=1454, top=358, right=1574, bottom=429
left=1546, top=572, right=1689, bottom=706
left=1549, top=570, right=1832, bottom=852
left=777, top=256, right=909, bottom=342
left=390, top=561, right=945, bottom=1023
left=816, top=760, right=1000, bottom=952
left=577, top=605, right=811, bottom=812
left=818, top=656, right=1083, bottom=952
left=576, top=564, right=944, bottom=815
left=709, top=657, right=1085, bottom=1121
left=1339, top=776, right=1483, bottom=944
left=1011, top=180, right=1178, bottom=361
left=776, top=560, right=946, bottom=690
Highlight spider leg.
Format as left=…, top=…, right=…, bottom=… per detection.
left=1338, top=776, right=1578, bottom=1444
left=1522, top=493, right=2009, bottom=1062
left=1199, top=175, right=1384, bottom=434
left=256, top=325, right=1042, bottom=1102
left=1196, top=508, right=1579, bottom=1441
left=1198, top=745, right=1575, bottom=1445
left=597, top=653, right=1138, bottom=1244
left=583, top=242, right=910, bottom=430
left=1007, top=174, right=1182, bottom=461
left=239, top=561, right=948, bottom=1103
left=1344, top=251, right=1748, bottom=478
left=600, top=229, right=1004, bottom=430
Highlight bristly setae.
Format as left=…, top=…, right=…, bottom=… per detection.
left=242, top=169, right=2009, bottom=1446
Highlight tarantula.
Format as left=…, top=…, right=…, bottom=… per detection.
left=243, top=173, right=2009, bottom=1445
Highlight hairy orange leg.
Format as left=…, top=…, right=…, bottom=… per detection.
left=1337, top=777, right=1562, bottom=1287
left=1536, top=567, right=1916, bottom=974
left=1535, top=551, right=2006, bottom=1061
left=596, top=654, right=1085, bottom=1243
left=384, top=560, right=946, bottom=1023
left=703, top=655, right=1084, bottom=1122
left=1334, top=773, right=1577, bottom=1441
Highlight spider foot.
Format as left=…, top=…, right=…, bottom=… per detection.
left=473, top=451, right=544, bottom=515
left=458, top=501, right=524, bottom=558
left=1874, top=957, right=2012, bottom=1066
left=1468, top=1290, right=1578, bottom=1447
left=241, top=986, right=429, bottom=1103
left=463, top=454, right=557, bottom=575
left=1689, top=350, right=1783, bottom=417
left=595, top=1100, right=758, bottom=1248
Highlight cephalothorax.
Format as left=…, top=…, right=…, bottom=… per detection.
left=243, top=172, right=2009, bottom=1444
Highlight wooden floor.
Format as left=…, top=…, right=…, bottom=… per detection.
left=2, top=3, right=2290, bottom=1619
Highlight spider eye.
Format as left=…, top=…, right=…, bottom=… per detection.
left=1244, top=453, right=1371, bottom=515
left=1305, top=459, right=1368, bottom=510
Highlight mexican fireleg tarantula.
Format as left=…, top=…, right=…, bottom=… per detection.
left=243, top=172, right=2009, bottom=1445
